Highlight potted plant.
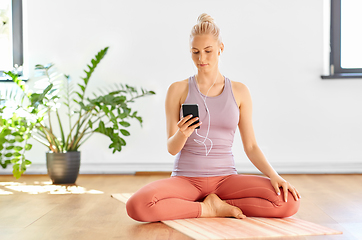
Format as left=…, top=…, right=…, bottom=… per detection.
left=0, top=46, right=155, bottom=183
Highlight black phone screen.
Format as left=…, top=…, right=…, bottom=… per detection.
left=182, top=104, right=200, bottom=129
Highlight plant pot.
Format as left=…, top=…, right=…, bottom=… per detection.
left=46, top=151, right=81, bottom=184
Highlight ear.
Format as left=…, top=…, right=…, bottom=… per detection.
left=219, top=42, right=225, bottom=55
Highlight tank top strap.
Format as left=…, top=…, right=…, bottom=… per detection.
left=225, top=76, right=233, bottom=95
left=189, top=75, right=198, bottom=94
left=190, top=75, right=203, bottom=96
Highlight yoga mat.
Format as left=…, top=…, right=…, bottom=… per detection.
left=111, top=193, right=342, bottom=239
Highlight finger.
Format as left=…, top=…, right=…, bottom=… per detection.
left=282, top=183, right=288, bottom=202
left=179, top=114, right=193, bottom=124
left=185, top=117, right=199, bottom=127
left=295, top=188, right=302, bottom=199
left=190, top=121, right=202, bottom=130
left=178, top=115, right=193, bottom=126
left=180, top=120, right=201, bottom=136
left=177, top=118, right=193, bottom=131
left=290, top=187, right=299, bottom=201
left=272, top=182, right=281, bottom=196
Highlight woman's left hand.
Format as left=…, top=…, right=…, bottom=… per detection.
left=270, top=175, right=301, bottom=202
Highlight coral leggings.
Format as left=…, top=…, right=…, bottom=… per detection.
left=126, top=174, right=300, bottom=222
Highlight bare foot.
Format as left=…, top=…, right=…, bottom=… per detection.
left=200, top=193, right=246, bottom=219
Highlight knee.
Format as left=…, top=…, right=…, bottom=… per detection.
left=277, top=193, right=301, bottom=218
left=126, top=194, right=149, bottom=222
left=125, top=196, right=139, bottom=221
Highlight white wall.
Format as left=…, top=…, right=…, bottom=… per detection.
left=1, top=0, right=362, bottom=175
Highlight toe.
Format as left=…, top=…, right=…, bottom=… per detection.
left=232, top=207, right=246, bottom=219
left=236, top=212, right=246, bottom=219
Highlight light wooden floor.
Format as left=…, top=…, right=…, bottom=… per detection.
left=0, top=174, right=361, bottom=240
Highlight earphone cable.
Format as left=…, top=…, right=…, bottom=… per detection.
left=194, top=74, right=217, bottom=156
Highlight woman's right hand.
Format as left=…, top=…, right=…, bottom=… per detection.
left=177, top=115, right=202, bottom=138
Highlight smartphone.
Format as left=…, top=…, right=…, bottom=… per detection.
left=182, top=103, right=200, bottom=129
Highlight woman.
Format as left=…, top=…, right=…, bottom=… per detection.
left=126, top=13, right=301, bottom=222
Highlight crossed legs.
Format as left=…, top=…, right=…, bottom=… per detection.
left=126, top=174, right=300, bottom=222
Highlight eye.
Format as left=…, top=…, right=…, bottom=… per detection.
left=206, top=51, right=212, bottom=53
left=192, top=51, right=199, bottom=54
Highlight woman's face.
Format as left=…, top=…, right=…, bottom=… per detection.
left=190, top=34, right=223, bottom=72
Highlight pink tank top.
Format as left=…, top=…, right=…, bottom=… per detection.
left=171, top=75, right=240, bottom=177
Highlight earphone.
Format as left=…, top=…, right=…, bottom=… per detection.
left=193, top=74, right=216, bottom=156
left=188, top=48, right=222, bottom=156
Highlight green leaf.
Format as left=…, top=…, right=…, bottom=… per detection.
left=78, top=84, right=86, bottom=92
left=98, top=121, right=105, bottom=133
left=13, top=152, right=21, bottom=157
left=50, top=95, right=59, bottom=101
left=44, top=63, right=54, bottom=69
left=79, top=102, right=88, bottom=111
left=11, top=158, right=19, bottom=164
left=42, top=83, right=54, bottom=97
left=14, top=146, right=23, bottom=151
left=88, top=120, right=93, bottom=129
left=25, top=144, right=32, bottom=151
left=24, top=133, right=31, bottom=140
left=82, top=47, right=109, bottom=86
left=15, top=135, right=24, bottom=142
left=125, top=108, right=131, bottom=115
left=120, top=129, right=130, bottom=136
left=25, top=159, right=32, bottom=165
left=102, top=105, right=109, bottom=115
left=12, top=132, right=21, bottom=137
left=5, top=153, right=13, bottom=157
left=21, top=161, right=26, bottom=171
left=35, top=64, right=45, bottom=69
left=6, top=146, right=14, bottom=150
left=3, top=129, right=11, bottom=135
left=119, top=121, right=130, bottom=127
left=135, top=116, right=143, bottom=126
left=12, top=163, right=23, bottom=179
left=75, top=92, right=83, bottom=100
left=29, top=93, right=42, bottom=107
left=109, top=111, right=116, bottom=120
left=119, top=137, right=126, bottom=146
left=48, top=89, right=57, bottom=95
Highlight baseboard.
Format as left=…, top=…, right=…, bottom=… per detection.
left=1, top=161, right=361, bottom=175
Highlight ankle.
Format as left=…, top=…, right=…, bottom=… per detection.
left=200, top=202, right=211, bottom=218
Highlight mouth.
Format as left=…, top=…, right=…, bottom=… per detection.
left=199, top=64, right=208, bottom=67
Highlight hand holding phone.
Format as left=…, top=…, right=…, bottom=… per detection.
left=182, top=104, right=200, bottom=129
left=177, top=104, right=202, bottom=138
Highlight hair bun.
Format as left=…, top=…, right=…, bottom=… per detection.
left=190, top=13, right=221, bottom=44
left=197, top=13, right=214, bottom=24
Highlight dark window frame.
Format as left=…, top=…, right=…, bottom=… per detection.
left=0, top=0, right=24, bottom=82
left=322, top=0, right=362, bottom=79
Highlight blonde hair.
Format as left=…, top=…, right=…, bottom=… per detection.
left=190, top=13, right=222, bottom=44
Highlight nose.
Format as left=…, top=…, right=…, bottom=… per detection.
left=199, top=52, right=205, bottom=62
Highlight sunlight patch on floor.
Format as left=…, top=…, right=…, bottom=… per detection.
left=0, top=181, right=104, bottom=195
left=0, top=188, right=14, bottom=195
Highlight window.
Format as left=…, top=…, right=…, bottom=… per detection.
left=0, top=0, right=23, bottom=82
left=322, top=0, right=362, bottom=79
